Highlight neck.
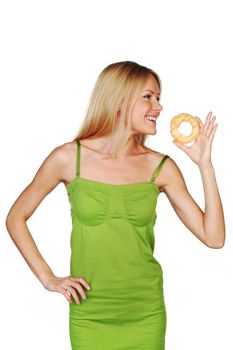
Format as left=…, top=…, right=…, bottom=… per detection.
left=81, top=134, right=144, bottom=159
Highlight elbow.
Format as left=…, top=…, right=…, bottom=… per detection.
left=6, top=211, right=27, bottom=235
left=206, top=236, right=225, bottom=249
left=209, top=242, right=225, bottom=249
left=5, top=213, right=21, bottom=234
left=5, top=214, right=11, bottom=229
left=5, top=214, right=14, bottom=233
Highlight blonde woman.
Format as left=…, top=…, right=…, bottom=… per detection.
left=6, top=61, right=225, bottom=349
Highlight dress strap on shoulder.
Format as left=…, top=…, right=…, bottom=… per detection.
left=76, top=140, right=80, bottom=178
left=150, top=155, right=169, bottom=183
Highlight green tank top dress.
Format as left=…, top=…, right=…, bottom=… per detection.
left=65, top=140, right=169, bottom=350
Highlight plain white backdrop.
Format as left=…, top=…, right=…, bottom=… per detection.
left=1, top=0, right=232, bottom=349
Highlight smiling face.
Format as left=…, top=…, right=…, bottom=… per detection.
left=130, top=74, right=162, bottom=136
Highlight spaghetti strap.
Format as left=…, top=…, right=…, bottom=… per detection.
left=150, top=155, right=169, bottom=183
left=76, top=140, right=80, bottom=178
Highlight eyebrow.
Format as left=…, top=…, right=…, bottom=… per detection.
left=143, top=89, right=160, bottom=95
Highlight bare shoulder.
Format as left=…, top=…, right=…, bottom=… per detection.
left=50, top=140, right=77, bottom=181
left=27, top=140, right=77, bottom=188
left=153, top=153, right=186, bottom=194
left=28, top=140, right=76, bottom=188
left=6, top=141, right=76, bottom=221
left=55, top=140, right=76, bottom=160
left=143, top=145, right=181, bottom=193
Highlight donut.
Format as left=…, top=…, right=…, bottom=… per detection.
left=170, top=113, right=200, bottom=143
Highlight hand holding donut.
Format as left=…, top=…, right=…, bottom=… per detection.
left=170, top=113, right=200, bottom=144
left=170, top=111, right=218, bottom=166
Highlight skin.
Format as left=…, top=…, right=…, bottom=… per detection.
left=5, top=74, right=226, bottom=306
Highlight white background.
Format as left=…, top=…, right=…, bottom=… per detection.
left=1, top=0, right=232, bottom=349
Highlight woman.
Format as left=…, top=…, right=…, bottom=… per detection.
left=6, top=61, right=225, bottom=349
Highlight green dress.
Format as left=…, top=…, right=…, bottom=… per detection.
left=65, top=140, right=169, bottom=350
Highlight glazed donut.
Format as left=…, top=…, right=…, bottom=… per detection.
left=170, top=113, right=200, bottom=144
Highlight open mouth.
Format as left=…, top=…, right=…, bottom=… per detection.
left=144, top=115, right=157, bottom=124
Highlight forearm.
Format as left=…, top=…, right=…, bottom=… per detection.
left=6, top=217, right=56, bottom=287
left=198, top=162, right=226, bottom=247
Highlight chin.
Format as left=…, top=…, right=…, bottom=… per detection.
left=147, top=128, right=157, bottom=135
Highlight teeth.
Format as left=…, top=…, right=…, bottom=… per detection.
left=145, top=116, right=157, bottom=122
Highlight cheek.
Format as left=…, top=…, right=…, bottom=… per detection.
left=132, top=101, right=149, bottom=115
left=131, top=104, right=149, bottom=127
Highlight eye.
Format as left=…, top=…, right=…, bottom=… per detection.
left=143, top=94, right=160, bottom=102
left=143, top=94, right=152, bottom=99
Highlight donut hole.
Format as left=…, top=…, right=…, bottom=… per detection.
left=179, top=121, right=193, bottom=136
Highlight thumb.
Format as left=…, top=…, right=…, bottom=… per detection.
left=173, top=140, right=189, bottom=152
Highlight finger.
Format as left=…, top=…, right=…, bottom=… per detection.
left=73, top=283, right=87, bottom=300
left=208, top=123, right=218, bottom=141
left=70, top=276, right=91, bottom=290
left=59, top=287, right=73, bottom=304
left=206, top=116, right=216, bottom=138
left=192, top=116, right=203, bottom=143
left=203, top=111, right=213, bottom=136
left=66, top=279, right=88, bottom=300
left=173, top=140, right=190, bottom=152
left=66, top=286, right=81, bottom=304
left=194, top=116, right=203, bottom=126
left=206, top=111, right=213, bottom=121
left=194, top=116, right=204, bottom=134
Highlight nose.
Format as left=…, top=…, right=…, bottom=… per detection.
left=152, top=102, right=163, bottom=112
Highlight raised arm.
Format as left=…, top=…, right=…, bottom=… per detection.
left=159, top=111, right=225, bottom=248
left=159, top=157, right=225, bottom=248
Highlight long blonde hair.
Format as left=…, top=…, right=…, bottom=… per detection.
left=73, top=61, right=161, bottom=155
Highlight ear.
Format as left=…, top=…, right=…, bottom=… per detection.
left=117, top=98, right=124, bottom=113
